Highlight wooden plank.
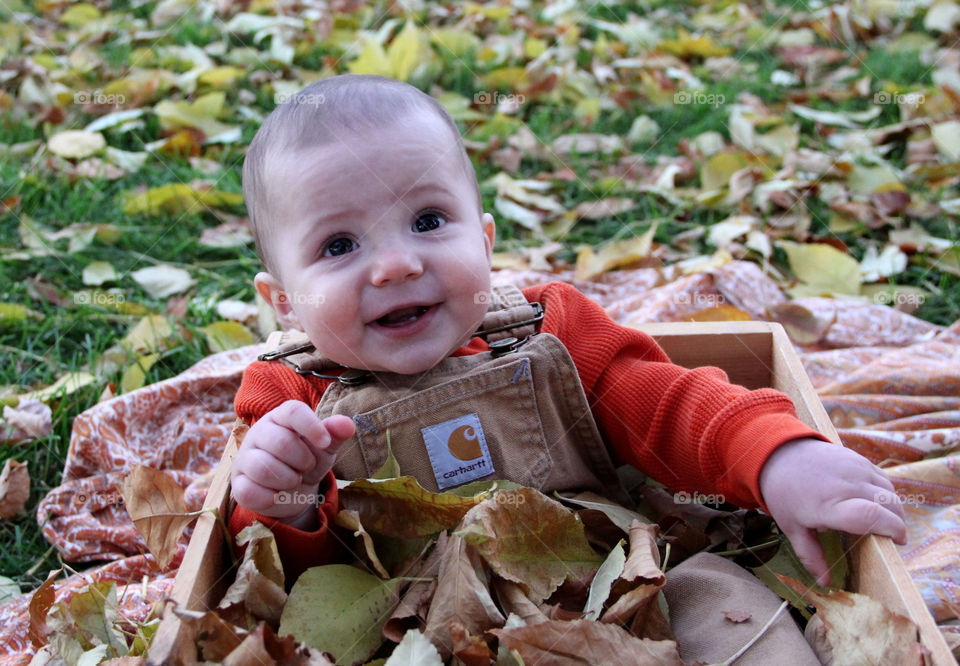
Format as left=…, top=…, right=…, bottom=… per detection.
left=147, top=431, right=240, bottom=666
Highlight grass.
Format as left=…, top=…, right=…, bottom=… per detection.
left=1, top=0, right=959, bottom=599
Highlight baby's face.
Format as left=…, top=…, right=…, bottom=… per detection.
left=256, top=109, right=495, bottom=374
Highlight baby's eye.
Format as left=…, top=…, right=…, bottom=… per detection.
left=323, top=236, right=357, bottom=257
left=413, top=212, right=446, bottom=233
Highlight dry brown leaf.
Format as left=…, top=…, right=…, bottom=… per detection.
left=0, top=399, right=52, bottom=444
left=492, top=578, right=548, bottom=626
left=172, top=607, right=247, bottom=662
left=0, top=460, right=30, bottom=518
left=423, top=533, right=504, bottom=659
left=221, top=622, right=333, bottom=666
left=219, top=522, right=287, bottom=626
left=723, top=609, right=753, bottom=623
left=120, top=465, right=196, bottom=569
left=450, top=622, right=495, bottom=666
left=456, top=489, right=604, bottom=604
left=384, top=532, right=447, bottom=643
left=28, top=569, right=60, bottom=648
left=491, top=618, right=684, bottom=665
left=779, top=574, right=929, bottom=665
left=334, top=509, right=389, bottom=579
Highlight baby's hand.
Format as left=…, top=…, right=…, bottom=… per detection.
left=759, top=437, right=907, bottom=586
left=231, top=401, right=355, bottom=528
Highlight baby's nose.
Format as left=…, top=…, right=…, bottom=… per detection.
left=370, top=246, right=423, bottom=286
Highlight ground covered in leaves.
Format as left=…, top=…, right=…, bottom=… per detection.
left=0, top=0, right=958, bottom=634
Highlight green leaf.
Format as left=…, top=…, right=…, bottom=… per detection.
left=371, top=430, right=401, bottom=479
left=339, top=476, right=486, bottom=539
left=279, top=565, right=402, bottom=665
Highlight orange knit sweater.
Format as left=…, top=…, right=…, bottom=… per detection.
left=228, top=281, right=825, bottom=580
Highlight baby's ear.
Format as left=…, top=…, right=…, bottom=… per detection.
left=254, top=272, right=303, bottom=330
left=481, top=213, right=496, bottom=259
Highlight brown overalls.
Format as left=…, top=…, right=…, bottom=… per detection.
left=259, top=284, right=632, bottom=506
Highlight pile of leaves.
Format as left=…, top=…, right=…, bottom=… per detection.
left=157, top=472, right=927, bottom=665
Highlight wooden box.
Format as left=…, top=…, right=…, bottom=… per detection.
left=148, top=322, right=954, bottom=665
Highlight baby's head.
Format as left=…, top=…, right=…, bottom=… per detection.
left=243, top=74, right=496, bottom=375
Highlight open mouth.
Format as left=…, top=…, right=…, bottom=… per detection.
left=375, top=305, right=433, bottom=327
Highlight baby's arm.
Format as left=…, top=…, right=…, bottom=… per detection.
left=759, top=437, right=907, bottom=586
left=231, top=400, right=355, bottom=530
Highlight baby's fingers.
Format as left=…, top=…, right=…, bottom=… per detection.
left=301, top=415, right=355, bottom=485
left=831, top=497, right=907, bottom=545
left=780, top=525, right=831, bottom=587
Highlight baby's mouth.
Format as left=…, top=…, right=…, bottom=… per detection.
left=375, top=305, right=433, bottom=327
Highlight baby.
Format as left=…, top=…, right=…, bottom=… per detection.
left=228, top=74, right=906, bottom=585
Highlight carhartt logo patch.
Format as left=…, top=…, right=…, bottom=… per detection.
left=421, top=413, right=494, bottom=490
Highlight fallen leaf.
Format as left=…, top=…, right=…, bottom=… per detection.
left=385, top=628, right=443, bottom=665
left=778, top=241, right=862, bottom=296
left=0, top=460, right=29, bottom=518
left=28, top=570, right=60, bottom=648
left=199, top=321, right=255, bottom=353
left=120, top=315, right=177, bottom=354
left=219, top=522, right=287, bottom=626
left=0, top=576, right=19, bottom=605
left=120, top=465, right=195, bottom=569
left=723, top=609, right=752, bottom=623
left=576, top=223, right=659, bottom=281
left=0, top=399, right=52, bottom=443
left=339, top=476, right=485, bottom=539
left=423, top=533, right=504, bottom=658
left=860, top=244, right=908, bottom=282
left=279, top=564, right=402, bottom=665
left=931, top=120, right=960, bottom=161
left=47, top=130, right=105, bottom=159
left=491, top=618, right=683, bottom=665
left=21, top=372, right=97, bottom=403
left=780, top=575, right=928, bottom=664
left=82, top=261, right=118, bottom=286
left=456, top=488, right=604, bottom=603
left=334, top=509, right=390, bottom=579
left=584, top=540, right=626, bottom=620
left=130, top=265, right=194, bottom=299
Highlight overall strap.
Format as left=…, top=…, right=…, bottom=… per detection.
left=257, top=283, right=544, bottom=378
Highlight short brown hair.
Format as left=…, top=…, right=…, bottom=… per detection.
left=242, top=74, right=481, bottom=274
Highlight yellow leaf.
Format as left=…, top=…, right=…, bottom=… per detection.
left=120, top=466, right=196, bottom=570
left=122, top=183, right=243, bottom=216
left=659, top=29, right=731, bottom=58
left=386, top=21, right=427, bottom=82
left=0, top=303, right=38, bottom=326
left=778, top=241, right=862, bottom=295
left=430, top=28, right=480, bottom=57
left=483, top=67, right=529, bottom=92
left=197, top=66, right=246, bottom=90
left=686, top=305, right=753, bottom=321
left=464, top=2, right=512, bottom=20
left=121, top=315, right=176, bottom=354
left=22, top=372, right=97, bottom=403
left=59, top=3, right=101, bottom=26
left=576, top=223, right=659, bottom=281
left=199, top=320, right=255, bottom=353
left=120, top=353, right=160, bottom=394
left=700, top=152, right=749, bottom=191
left=153, top=92, right=236, bottom=139
left=347, top=36, right=392, bottom=77
left=47, top=130, right=105, bottom=159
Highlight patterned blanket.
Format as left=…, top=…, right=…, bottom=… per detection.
left=2, top=260, right=958, bottom=663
